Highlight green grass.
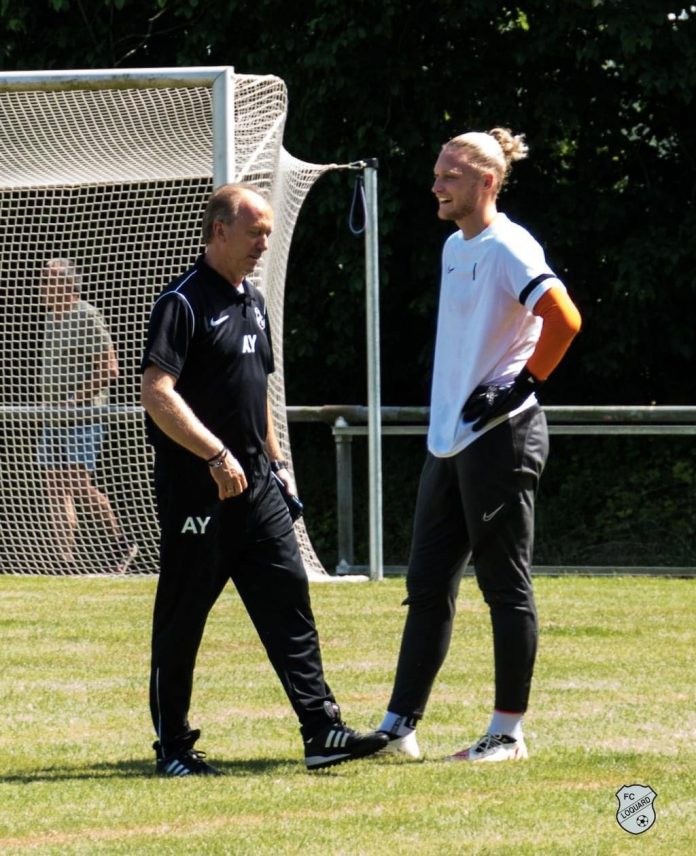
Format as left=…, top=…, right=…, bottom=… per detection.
left=1, top=575, right=694, bottom=855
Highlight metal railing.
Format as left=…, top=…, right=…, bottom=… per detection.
left=4, top=403, right=692, bottom=577
left=287, top=405, right=696, bottom=578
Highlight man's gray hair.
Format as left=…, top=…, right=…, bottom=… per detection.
left=44, top=257, right=82, bottom=295
left=201, top=182, right=266, bottom=243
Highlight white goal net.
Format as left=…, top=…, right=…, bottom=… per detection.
left=0, top=67, right=332, bottom=577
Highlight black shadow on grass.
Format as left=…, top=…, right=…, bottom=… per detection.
left=0, top=758, right=299, bottom=783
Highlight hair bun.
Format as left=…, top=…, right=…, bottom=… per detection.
left=488, top=127, right=529, bottom=164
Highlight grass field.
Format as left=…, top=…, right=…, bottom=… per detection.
left=1, top=575, right=694, bottom=855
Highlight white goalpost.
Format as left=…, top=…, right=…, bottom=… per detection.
left=0, top=66, right=344, bottom=578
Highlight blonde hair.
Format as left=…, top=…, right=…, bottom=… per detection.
left=443, top=127, right=528, bottom=195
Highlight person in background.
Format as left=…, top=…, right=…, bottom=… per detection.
left=38, top=258, right=138, bottom=574
left=140, top=183, right=388, bottom=776
left=378, top=128, right=582, bottom=762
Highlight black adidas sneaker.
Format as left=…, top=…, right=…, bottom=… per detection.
left=154, top=730, right=221, bottom=777
left=304, top=703, right=389, bottom=770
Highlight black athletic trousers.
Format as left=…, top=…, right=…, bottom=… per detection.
left=388, top=405, right=549, bottom=719
left=150, top=450, right=335, bottom=753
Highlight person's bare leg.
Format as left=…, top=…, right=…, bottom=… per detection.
left=45, top=469, right=78, bottom=562
left=68, top=465, right=137, bottom=572
left=68, top=466, right=121, bottom=540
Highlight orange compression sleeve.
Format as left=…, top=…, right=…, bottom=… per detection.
left=526, top=286, right=582, bottom=381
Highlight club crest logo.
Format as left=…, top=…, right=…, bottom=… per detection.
left=254, top=306, right=266, bottom=330
left=615, top=784, right=657, bottom=835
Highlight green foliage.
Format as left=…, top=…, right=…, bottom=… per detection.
left=2, top=0, right=694, bottom=406
left=536, top=436, right=696, bottom=566
left=1, top=1, right=695, bottom=564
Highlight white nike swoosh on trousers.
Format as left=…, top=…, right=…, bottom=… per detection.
left=482, top=503, right=505, bottom=523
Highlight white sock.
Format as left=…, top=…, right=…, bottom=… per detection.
left=378, top=711, right=416, bottom=737
left=488, top=710, right=524, bottom=741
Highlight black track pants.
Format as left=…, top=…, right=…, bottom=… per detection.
left=149, top=452, right=334, bottom=753
left=388, top=405, right=549, bottom=719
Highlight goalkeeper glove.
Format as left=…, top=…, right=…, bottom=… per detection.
left=462, top=367, right=544, bottom=432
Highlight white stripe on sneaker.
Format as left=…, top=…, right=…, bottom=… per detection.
left=326, top=729, right=348, bottom=749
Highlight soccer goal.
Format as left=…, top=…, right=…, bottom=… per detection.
left=0, top=66, right=335, bottom=578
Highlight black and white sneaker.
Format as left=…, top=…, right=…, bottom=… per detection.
left=378, top=714, right=422, bottom=759
left=380, top=729, right=422, bottom=759
left=304, top=703, right=389, bottom=770
left=154, top=732, right=221, bottom=777
left=446, top=732, right=528, bottom=763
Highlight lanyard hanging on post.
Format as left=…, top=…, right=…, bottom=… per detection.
left=348, top=171, right=367, bottom=236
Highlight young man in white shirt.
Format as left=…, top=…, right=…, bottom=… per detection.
left=378, top=129, right=582, bottom=762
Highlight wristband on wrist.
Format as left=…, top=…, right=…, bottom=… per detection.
left=270, top=459, right=288, bottom=473
left=207, top=447, right=228, bottom=468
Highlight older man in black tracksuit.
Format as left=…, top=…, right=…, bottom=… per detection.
left=141, top=183, right=387, bottom=776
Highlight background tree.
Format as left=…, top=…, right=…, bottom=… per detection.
left=3, top=0, right=695, bottom=405
left=2, top=0, right=695, bottom=565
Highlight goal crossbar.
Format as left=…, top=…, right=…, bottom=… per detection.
left=0, top=66, right=241, bottom=91
left=0, top=66, right=330, bottom=578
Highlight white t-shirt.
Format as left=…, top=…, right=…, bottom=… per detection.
left=427, top=213, right=565, bottom=457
